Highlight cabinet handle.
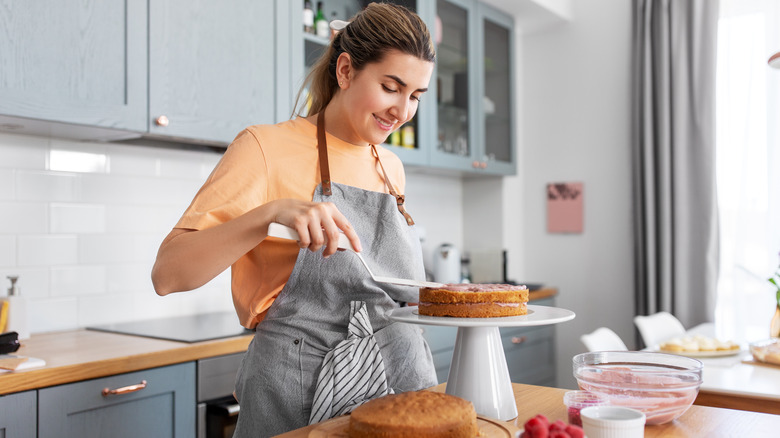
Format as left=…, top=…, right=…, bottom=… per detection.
left=102, top=380, right=147, bottom=396
left=155, top=115, right=170, bottom=127
left=472, top=161, right=481, bottom=168
left=511, top=336, right=527, bottom=344
left=480, top=162, right=487, bottom=169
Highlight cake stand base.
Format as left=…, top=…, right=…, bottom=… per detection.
left=446, top=326, right=517, bottom=421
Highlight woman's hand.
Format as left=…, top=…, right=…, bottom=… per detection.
left=268, top=199, right=362, bottom=257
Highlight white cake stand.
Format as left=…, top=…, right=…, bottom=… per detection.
left=388, top=305, right=575, bottom=421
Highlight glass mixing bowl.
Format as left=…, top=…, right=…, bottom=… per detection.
left=572, top=351, right=703, bottom=425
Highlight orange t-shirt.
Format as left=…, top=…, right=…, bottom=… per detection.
left=174, top=117, right=406, bottom=328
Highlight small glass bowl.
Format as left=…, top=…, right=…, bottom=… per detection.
left=563, top=390, right=610, bottom=426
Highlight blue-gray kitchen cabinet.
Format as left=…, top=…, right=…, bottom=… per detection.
left=38, top=362, right=195, bottom=438
left=0, top=0, right=148, bottom=137
left=420, top=296, right=558, bottom=386
left=147, top=0, right=277, bottom=145
left=430, top=0, right=517, bottom=176
left=0, top=390, right=36, bottom=438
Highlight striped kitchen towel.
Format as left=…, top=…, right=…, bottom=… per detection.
left=308, top=300, right=394, bottom=424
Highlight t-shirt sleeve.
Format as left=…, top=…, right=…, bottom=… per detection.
left=174, top=128, right=268, bottom=231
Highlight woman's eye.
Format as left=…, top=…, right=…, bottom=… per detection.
left=382, top=85, right=397, bottom=93
left=411, top=95, right=421, bottom=102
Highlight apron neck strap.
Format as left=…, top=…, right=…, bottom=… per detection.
left=317, top=112, right=332, bottom=196
left=371, top=145, right=415, bottom=226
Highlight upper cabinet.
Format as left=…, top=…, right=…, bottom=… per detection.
left=0, top=0, right=517, bottom=174
left=431, top=0, right=515, bottom=175
left=148, top=0, right=276, bottom=144
left=0, top=0, right=277, bottom=146
left=0, top=0, right=148, bottom=137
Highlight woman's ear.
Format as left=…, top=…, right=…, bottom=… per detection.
left=335, top=52, right=353, bottom=89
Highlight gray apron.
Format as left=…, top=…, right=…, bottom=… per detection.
left=232, top=114, right=437, bottom=438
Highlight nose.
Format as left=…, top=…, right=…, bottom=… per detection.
left=389, top=96, right=412, bottom=123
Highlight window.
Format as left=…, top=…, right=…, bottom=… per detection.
left=715, top=0, right=780, bottom=341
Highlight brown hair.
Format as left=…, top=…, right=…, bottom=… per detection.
left=293, top=2, right=435, bottom=117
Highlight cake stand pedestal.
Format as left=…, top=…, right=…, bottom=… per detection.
left=388, top=305, right=575, bottom=421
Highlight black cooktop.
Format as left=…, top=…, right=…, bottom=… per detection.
left=87, top=312, right=252, bottom=343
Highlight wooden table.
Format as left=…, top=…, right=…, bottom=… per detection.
left=278, top=383, right=780, bottom=438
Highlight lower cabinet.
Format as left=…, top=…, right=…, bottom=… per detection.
left=38, top=362, right=195, bottom=438
left=420, top=297, right=558, bottom=387
left=0, top=390, right=36, bottom=438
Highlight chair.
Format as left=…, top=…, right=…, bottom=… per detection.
left=633, top=311, right=686, bottom=349
left=580, top=327, right=629, bottom=352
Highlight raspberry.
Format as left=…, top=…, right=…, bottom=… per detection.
left=524, top=414, right=549, bottom=434
left=527, top=424, right=549, bottom=438
left=548, top=431, right=570, bottom=438
left=549, top=419, right=567, bottom=432
left=565, top=425, right=585, bottom=438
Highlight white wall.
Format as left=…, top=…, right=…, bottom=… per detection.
left=512, top=0, right=635, bottom=388
left=0, top=132, right=464, bottom=334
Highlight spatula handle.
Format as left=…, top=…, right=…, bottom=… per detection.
left=267, top=223, right=354, bottom=251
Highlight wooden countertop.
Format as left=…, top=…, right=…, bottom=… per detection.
left=0, top=329, right=253, bottom=395
left=0, top=290, right=554, bottom=396
left=279, top=383, right=780, bottom=438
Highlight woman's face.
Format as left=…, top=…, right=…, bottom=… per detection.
left=336, top=50, right=434, bottom=146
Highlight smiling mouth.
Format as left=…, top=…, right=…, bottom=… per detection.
left=374, top=115, right=396, bottom=130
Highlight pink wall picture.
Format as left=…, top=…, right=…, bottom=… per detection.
left=547, top=182, right=584, bottom=233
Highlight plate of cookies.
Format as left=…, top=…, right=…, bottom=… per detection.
left=655, top=335, right=741, bottom=357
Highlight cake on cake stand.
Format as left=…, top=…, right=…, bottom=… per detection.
left=388, top=305, right=575, bottom=421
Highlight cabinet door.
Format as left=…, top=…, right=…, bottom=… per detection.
left=430, top=0, right=480, bottom=172
left=38, top=362, right=195, bottom=438
left=0, top=0, right=147, bottom=132
left=0, top=390, right=36, bottom=438
left=149, top=0, right=275, bottom=145
left=477, top=3, right=516, bottom=175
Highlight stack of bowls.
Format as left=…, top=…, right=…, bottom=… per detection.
left=572, top=351, right=703, bottom=425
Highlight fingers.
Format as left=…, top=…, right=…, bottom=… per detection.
left=273, top=200, right=362, bottom=256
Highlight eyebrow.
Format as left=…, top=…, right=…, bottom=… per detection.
left=385, top=75, right=428, bottom=93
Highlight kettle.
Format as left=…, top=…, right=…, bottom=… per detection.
left=433, top=243, right=461, bottom=284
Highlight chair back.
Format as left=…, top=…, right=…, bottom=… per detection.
left=580, top=327, right=629, bottom=352
left=633, top=311, right=686, bottom=348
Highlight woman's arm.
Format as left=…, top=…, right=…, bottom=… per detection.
left=151, top=199, right=362, bottom=295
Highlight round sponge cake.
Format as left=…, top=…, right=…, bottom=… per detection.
left=348, top=391, right=477, bottom=438
left=419, top=283, right=529, bottom=318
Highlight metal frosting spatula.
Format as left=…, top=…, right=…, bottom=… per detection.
left=267, top=222, right=444, bottom=289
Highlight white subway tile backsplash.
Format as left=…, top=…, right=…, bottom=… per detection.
left=0, top=267, right=49, bottom=299
left=78, top=293, right=136, bottom=327
left=50, top=203, right=106, bottom=234
left=0, top=202, right=48, bottom=234
left=107, top=143, right=160, bottom=177
left=50, top=265, right=107, bottom=296
left=0, top=169, right=14, bottom=200
left=0, top=237, right=15, bottom=266
left=78, top=234, right=138, bottom=264
left=158, top=149, right=208, bottom=179
left=16, top=170, right=79, bottom=202
left=28, top=297, right=79, bottom=333
left=18, top=235, right=78, bottom=266
left=107, top=263, right=154, bottom=294
left=105, top=204, right=184, bottom=234
left=0, top=133, right=48, bottom=169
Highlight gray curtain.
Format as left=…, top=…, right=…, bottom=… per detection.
left=632, top=0, right=720, bottom=334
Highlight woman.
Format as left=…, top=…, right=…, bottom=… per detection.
left=151, top=3, right=438, bottom=436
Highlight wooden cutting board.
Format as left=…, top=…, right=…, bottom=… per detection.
left=308, top=414, right=520, bottom=438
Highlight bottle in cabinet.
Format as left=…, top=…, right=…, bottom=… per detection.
left=303, top=1, right=314, bottom=34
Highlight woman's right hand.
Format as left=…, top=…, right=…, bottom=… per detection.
left=267, top=199, right=362, bottom=257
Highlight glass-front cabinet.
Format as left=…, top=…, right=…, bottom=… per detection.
left=430, top=0, right=516, bottom=175
left=478, top=3, right=515, bottom=175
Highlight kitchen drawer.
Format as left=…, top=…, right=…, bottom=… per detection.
left=38, top=362, right=195, bottom=438
left=0, top=390, right=36, bottom=438
left=197, top=352, right=244, bottom=402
